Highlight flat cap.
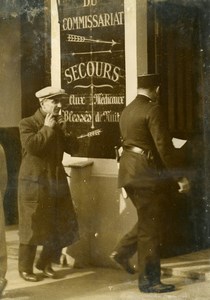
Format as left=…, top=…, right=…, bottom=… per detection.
left=35, top=86, right=68, bottom=100
left=138, top=74, right=160, bottom=89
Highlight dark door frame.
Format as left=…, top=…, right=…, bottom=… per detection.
left=146, top=0, right=210, bottom=252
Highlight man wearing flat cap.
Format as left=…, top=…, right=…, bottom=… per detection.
left=111, top=74, right=190, bottom=293
left=18, top=86, right=79, bottom=282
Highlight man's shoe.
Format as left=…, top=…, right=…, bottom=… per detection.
left=36, top=264, right=56, bottom=279
left=110, top=252, right=136, bottom=274
left=19, top=271, right=39, bottom=282
left=43, top=265, right=56, bottom=278
left=139, top=282, right=175, bottom=293
left=0, top=278, right=7, bottom=296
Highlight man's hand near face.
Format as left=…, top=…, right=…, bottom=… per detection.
left=44, top=113, right=57, bottom=128
left=56, top=115, right=65, bottom=125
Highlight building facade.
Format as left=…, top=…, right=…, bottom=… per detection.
left=0, top=0, right=210, bottom=265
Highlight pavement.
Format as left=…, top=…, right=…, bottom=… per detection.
left=2, top=226, right=210, bottom=299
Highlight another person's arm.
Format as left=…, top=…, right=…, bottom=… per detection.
left=19, top=115, right=56, bottom=155
left=148, top=105, right=190, bottom=193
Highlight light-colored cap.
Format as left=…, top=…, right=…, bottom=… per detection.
left=35, top=86, right=68, bottom=101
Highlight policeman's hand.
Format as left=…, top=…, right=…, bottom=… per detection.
left=177, top=177, right=190, bottom=193
left=44, top=113, right=56, bottom=128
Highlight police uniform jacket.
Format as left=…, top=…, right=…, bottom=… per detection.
left=118, top=94, right=182, bottom=190
left=18, top=108, right=79, bottom=246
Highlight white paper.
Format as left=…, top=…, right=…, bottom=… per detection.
left=172, top=138, right=187, bottom=149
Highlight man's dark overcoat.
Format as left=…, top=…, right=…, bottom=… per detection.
left=18, top=108, right=79, bottom=247
left=118, top=94, right=182, bottom=190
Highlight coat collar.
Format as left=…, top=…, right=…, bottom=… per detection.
left=33, top=108, right=45, bottom=127
left=136, top=94, right=153, bottom=102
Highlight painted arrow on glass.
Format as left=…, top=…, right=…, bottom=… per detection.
left=71, top=49, right=124, bottom=55
left=67, top=34, right=120, bottom=46
left=77, top=129, right=103, bottom=139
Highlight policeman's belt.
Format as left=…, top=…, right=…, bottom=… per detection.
left=123, top=145, right=145, bottom=155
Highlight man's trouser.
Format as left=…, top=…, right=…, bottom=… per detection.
left=18, top=243, right=62, bottom=273
left=125, top=186, right=161, bottom=288
left=114, top=223, right=138, bottom=259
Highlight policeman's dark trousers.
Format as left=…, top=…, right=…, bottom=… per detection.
left=114, top=223, right=138, bottom=259
left=125, top=186, right=161, bottom=288
left=18, top=243, right=62, bottom=273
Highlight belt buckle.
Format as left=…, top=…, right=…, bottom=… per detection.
left=140, top=148, right=144, bottom=155
left=132, top=146, right=144, bottom=155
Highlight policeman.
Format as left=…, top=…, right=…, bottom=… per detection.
left=18, top=86, right=79, bottom=282
left=112, top=74, right=190, bottom=293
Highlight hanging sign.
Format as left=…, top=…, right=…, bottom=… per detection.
left=60, top=0, right=125, bottom=158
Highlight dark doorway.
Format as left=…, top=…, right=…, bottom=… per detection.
left=147, top=0, right=209, bottom=255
